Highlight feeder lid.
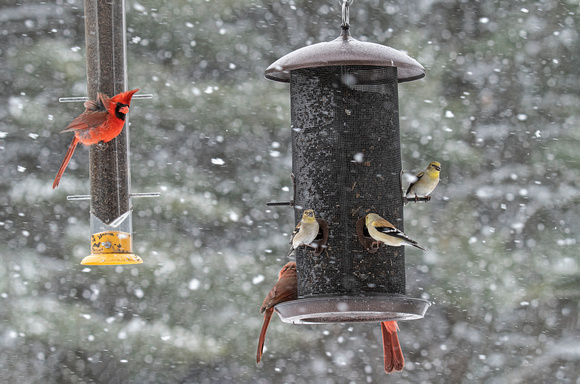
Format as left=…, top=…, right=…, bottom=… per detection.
left=265, top=30, right=425, bottom=83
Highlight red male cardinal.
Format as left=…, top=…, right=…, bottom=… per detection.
left=381, top=321, right=404, bottom=373
left=257, top=261, right=297, bottom=364
left=52, top=88, right=139, bottom=189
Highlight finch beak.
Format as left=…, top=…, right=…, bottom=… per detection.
left=119, top=106, right=129, bottom=114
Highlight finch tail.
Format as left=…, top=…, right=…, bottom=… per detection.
left=381, top=321, right=404, bottom=374
left=53, top=136, right=79, bottom=189
left=410, top=241, right=428, bottom=252
left=257, top=308, right=273, bottom=364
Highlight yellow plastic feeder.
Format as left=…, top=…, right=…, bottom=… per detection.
left=81, top=230, right=142, bottom=265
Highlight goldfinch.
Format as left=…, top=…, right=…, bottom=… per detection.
left=405, top=161, right=441, bottom=201
left=287, top=209, right=320, bottom=257
left=365, top=213, right=427, bottom=251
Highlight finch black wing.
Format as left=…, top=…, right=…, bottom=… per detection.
left=375, top=225, right=415, bottom=243
left=405, top=171, right=424, bottom=195
left=289, top=221, right=301, bottom=244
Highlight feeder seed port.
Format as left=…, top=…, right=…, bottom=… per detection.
left=311, top=218, right=329, bottom=257
left=356, top=217, right=380, bottom=253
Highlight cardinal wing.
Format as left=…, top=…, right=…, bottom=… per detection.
left=83, top=93, right=108, bottom=112
left=60, top=109, right=109, bottom=133
left=61, top=93, right=110, bottom=133
left=261, top=276, right=297, bottom=312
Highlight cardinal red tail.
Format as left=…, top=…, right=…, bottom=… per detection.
left=53, top=136, right=79, bottom=189
left=381, top=321, right=404, bottom=374
left=257, top=308, right=274, bottom=364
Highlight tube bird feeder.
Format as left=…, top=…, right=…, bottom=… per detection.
left=79, top=0, right=141, bottom=265
left=266, top=2, right=430, bottom=323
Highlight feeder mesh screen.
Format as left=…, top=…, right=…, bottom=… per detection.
left=291, top=65, right=406, bottom=297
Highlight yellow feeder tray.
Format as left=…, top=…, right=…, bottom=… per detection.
left=81, top=231, right=143, bottom=265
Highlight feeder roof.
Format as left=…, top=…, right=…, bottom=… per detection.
left=265, top=32, right=425, bottom=83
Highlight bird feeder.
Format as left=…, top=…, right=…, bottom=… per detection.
left=58, top=0, right=158, bottom=265
left=266, top=0, right=430, bottom=323
left=81, top=0, right=142, bottom=265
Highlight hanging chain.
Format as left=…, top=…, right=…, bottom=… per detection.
left=340, top=0, right=354, bottom=28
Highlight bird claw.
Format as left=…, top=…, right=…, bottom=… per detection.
left=307, top=242, right=319, bottom=250
left=97, top=141, right=109, bottom=151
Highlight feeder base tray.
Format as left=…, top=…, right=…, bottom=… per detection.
left=81, top=253, right=143, bottom=265
left=274, top=294, right=430, bottom=324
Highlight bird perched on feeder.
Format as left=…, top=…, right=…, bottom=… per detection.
left=52, top=88, right=140, bottom=189
left=287, top=209, right=320, bottom=257
left=381, top=321, right=404, bottom=374
left=405, top=161, right=441, bottom=203
left=257, top=261, right=298, bottom=364
left=365, top=213, right=427, bottom=251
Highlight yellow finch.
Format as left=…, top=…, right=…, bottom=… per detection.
left=287, top=209, right=320, bottom=257
left=405, top=161, right=441, bottom=201
left=365, top=213, right=427, bottom=251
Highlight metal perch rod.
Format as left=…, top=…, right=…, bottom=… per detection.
left=67, top=192, right=161, bottom=201
left=59, top=94, right=153, bottom=103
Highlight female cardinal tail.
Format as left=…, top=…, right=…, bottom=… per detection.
left=381, top=321, right=404, bottom=374
left=53, top=136, right=79, bottom=189
left=257, top=308, right=273, bottom=364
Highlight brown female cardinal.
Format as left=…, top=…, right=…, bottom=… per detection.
left=381, top=321, right=404, bottom=373
left=52, top=88, right=139, bottom=189
left=257, top=261, right=297, bottom=364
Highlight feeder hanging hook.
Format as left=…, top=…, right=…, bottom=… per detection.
left=340, top=0, right=354, bottom=29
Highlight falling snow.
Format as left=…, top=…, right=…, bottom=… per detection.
left=0, top=0, right=579, bottom=383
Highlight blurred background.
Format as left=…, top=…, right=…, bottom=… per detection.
left=1, top=0, right=579, bottom=382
